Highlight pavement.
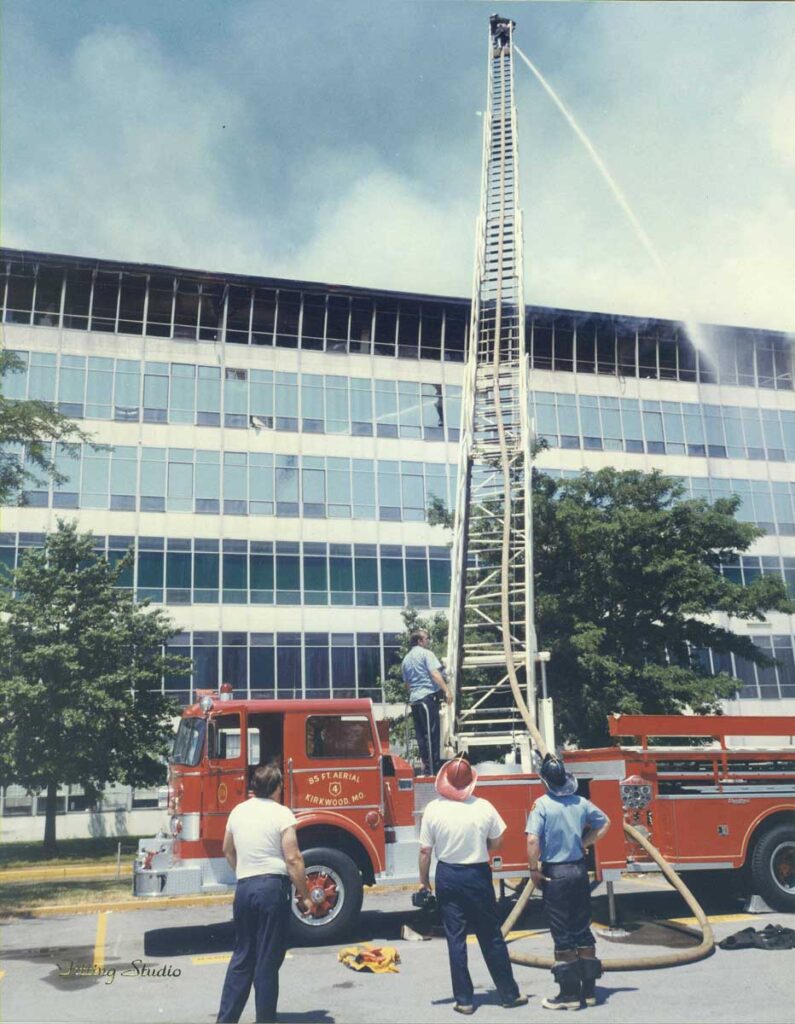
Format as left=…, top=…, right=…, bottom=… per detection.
left=0, top=878, right=793, bottom=1024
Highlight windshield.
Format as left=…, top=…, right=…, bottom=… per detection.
left=170, top=717, right=206, bottom=766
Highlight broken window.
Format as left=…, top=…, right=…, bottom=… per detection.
left=226, top=285, right=252, bottom=344
left=90, top=271, right=119, bottom=332
left=397, top=303, right=420, bottom=358
left=174, top=279, right=200, bottom=340
left=146, top=274, right=174, bottom=338
left=301, top=293, right=326, bottom=350
left=199, top=282, right=224, bottom=341
left=326, top=295, right=350, bottom=352
left=118, top=273, right=146, bottom=335
left=275, top=290, right=300, bottom=348
left=252, top=287, right=276, bottom=345
left=33, top=266, right=63, bottom=327
left=444, top=308, right=467, bottom=362
left=5, top=261, right=35, bottom=324
left=373, top=300, right=397, bottom=356
left=420, top=304, right=442, bottom=361
left=349, top=298, right=373, bottom=354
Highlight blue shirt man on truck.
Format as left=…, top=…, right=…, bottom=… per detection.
left=526, top=754, right=610, bottom=1010
left=401, top=629, right=452, bottom=775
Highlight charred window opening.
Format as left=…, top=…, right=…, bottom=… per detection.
left=146, top=274, right=175, bottom=338
left=326, top=295, right=350, bottom=352
left=301, top=293, right=326, bottom=350
left=199, top=282, right=224, bottom=341
left=5, top=262, right=35, bottom=324
left=444, top=308, right=466, bottom=362
left=373, top=300, right=398, bottom=357
left=350, top=298, right=373, bottom=354
left=276, top=290, right=300, bottom=348
left=226, top=285, right=252, bottom=344
left=118, top=273, right=146, bottom=335
left=252, top=287, right=276, bottom=345
left=33, top=266, right=63, bottom=327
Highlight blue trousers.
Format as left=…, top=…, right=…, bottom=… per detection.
left=435, top=861, right=521, bottom=1007
left=542, top=859, right=595, bottom=951
left=217, top=874, right=291, bottom=1023
left=411, top=693, right=441, bottom=774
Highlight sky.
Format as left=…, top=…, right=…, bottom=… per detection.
left=2, top=1, right=795, bottom=331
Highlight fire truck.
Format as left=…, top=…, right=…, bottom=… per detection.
left=132, top=694, right=795, bottom=941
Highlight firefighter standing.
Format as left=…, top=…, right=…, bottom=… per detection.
left=418, top=756, right=528, bottom=1015
left=526, top=754, right=611, bottom=1010
left=217, top=764, right=313, bottom=1024
left=402, top=629, right=453, bottom=775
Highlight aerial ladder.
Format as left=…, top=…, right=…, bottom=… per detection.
left=441, top=16, right=716, bottom=972
left=445, top=14, right=552, bottom=768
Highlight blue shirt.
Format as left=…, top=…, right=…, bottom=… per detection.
left=525, top=793, right=608, bottom=864
left=401, top=645, right=443, bottom=702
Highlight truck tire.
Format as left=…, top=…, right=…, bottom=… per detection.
left=289, top=846, right=363, bottom=945
left=750, top=823, right=795, bottom=912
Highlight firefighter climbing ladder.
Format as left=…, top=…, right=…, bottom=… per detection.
left=446, top=15, right=538, bottom=763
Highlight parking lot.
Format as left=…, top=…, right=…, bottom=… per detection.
left=1, top=881, right=793, bottom=1023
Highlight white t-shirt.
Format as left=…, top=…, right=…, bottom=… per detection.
left=419, top=796, right=506, bottom=864
left=225, top=797, right=298, bottom=880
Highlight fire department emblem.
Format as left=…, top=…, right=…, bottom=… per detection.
left=217, top=783, right=228, bottom=804
left=329, top=781, right=343, bottom=797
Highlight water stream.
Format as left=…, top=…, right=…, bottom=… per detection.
left=514, top=45, right=710, bottom=361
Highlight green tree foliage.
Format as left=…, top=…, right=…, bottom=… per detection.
left=0, top=522, right=188, bottom=852
left=534, top=468, right=792, bottom=745
left=429, top=467, right=792, bottom=748
left=0, top=350, right=89, bottom=503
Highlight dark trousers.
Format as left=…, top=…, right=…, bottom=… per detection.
left=435, top=861, right=521, bottom=1007
left=217, top=874, right=291, bottom=1023
left=541, top=859, right=595, bottom=951
left=411, top=693, right=441, bottom=774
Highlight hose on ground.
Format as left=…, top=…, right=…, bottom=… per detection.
left=501, top=822, right=715, bottom=970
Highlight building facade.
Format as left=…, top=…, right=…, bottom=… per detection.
left=2, top=246, right=794, bottom=755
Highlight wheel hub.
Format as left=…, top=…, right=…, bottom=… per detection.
left=772, top=842, right=795, bottom=893
left=304, top=869, right=340, bottom=919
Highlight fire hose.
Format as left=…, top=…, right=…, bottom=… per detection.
left=484, top=334, right=715, bottom=969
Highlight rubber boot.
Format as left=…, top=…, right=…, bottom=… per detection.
left=576, top=946, right=602, bottom=1007
left=542, top=950, right=581, bottom=1011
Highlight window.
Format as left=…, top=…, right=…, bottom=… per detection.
left=305, top=715, right=374, bottom=759
left=171, top=717, right=206, bottom=766
left=208, top=714, right=242, bottom=760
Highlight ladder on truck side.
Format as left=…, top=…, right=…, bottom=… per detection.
left=446, top=15, right=546, bottom=769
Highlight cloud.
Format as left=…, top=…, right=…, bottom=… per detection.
left=2, top=3, right=794, bottom=333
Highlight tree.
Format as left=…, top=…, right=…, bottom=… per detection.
left=0, top=349, right=89, bottom=503
left=431, top=467, right=793, bottom=748
left=535, top=468, right=793, bottom=744
left=0, top=521, right=188, bottom=852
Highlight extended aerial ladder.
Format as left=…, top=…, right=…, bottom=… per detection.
left=445, top=16, right=550, bottom=767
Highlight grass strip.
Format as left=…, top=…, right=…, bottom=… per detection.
left=0, top=835, right=146, bottom=871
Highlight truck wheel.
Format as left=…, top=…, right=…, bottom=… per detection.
left=289, top=847, right=363, bottom=945
left=750, top=823, right=795, bottom=912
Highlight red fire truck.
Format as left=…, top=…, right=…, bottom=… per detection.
left=133, top=694, right=795, bottom=940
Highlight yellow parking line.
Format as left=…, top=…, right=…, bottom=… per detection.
left=192, top=952, right=294, bottom=966
left=93, top=911, right=108, bottom=970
